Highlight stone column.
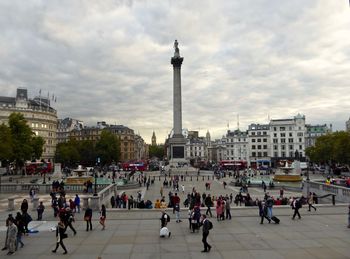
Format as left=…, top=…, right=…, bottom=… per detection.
left=171, top=54, right=184, bottom=137
left=90, top=196, right=100, bottom=211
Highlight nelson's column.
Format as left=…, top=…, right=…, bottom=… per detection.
left=168, top=40, right=187, bottom=165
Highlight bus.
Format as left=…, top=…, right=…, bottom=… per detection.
left=219, top=160, right=247, bottom=170
left=121, top=161, right=148, bottom=171
left=25, top=161, right=53, bottom=175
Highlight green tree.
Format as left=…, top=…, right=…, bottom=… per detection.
left=77, top=140, right=96, bottom=166
left=0, top=123, right=13, bottom=162
left=55, top=141, right=80, bottom=167
left=149, top=144, right=165, bottom=159
left=95, top=130, right=120, bottom=165
left=31, top=136, right=45, bottom=160
left=8, top=113, right=36, bottom=171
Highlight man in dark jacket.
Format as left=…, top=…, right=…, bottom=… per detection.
left=200, top=215, right=212, bottom=253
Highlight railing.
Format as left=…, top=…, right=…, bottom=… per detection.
left=304, top=180, right=350, bottom=203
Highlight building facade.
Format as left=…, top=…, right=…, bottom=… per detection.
left=225, top=129, right=249, bottom=162
left=247, top=124, right=271, bottom=168
left=305, top=124, right=332, bottom=148
left=57, top=117, right=83, bottom=143
left=269, top=114, right=306, bottom=166
left=0, top=88, right=57, bottom=160
left=346, top=118, right=350, bottom=132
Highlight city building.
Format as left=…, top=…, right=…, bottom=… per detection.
left=305, top=124, right=332, bottom=148
left=0, top=88, right=57, bottom=160
left=185, top=131, right=207, bottom=162
left=247, top=124, right=270, bottom=168
left=57, top=117, right=83, bottom=143
left=225, top=129, right=249, bottom=162
left=69, top=123, right=147, bottom=162
left=269, top=114, right=306, bottom=167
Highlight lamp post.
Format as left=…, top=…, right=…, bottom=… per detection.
left=93, top=168, right=98, bottom=196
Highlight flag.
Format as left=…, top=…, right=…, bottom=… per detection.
left=39, top=89, right=41, bottom=95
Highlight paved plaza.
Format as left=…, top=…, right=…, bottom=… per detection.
left=0, top=172, right=349, bottom=258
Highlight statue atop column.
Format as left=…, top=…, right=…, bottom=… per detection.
left=174, top=40, right=180, bottom=57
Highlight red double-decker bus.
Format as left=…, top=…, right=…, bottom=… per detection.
left=219, top=160, right=247, bottom=170
left=122, top=161, right=147, bottom=171
left=26, top=161, right=52, bottom=175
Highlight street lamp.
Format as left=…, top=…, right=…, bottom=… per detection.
left=93, top=168, right=98, bottom=196
left=306, top=158, right=310, bottom=196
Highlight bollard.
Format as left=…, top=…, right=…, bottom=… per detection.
left=332, top=195, right=335, bottom=205
left=197, top=176, right=198, bottom=181
left=191, top=176, right=192, bottom=181
left=32, top=197, right=39, bottom=211
left=208, top=176, right=210, bottom=180
left=8, top=198, right=15, bottom=211
left=202, top=176, right=204, bottom=181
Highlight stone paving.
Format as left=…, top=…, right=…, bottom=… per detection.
left=0, top=171, right=349, bottom=258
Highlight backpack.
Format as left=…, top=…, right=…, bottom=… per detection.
left=208, top=220, right=213, bottom=230
left=163, top=213, right=170, bottom=222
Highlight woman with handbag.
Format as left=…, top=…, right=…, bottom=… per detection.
left=84, top=206, right=93, bottom=231
left=52, top=219, right=68, bottom=254
left=99, top=204, right=106, bottom=230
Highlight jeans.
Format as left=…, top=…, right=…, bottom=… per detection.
left=267, top=207, right=272, bottom=219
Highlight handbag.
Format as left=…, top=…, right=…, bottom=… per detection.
left=84, top=216, right=90, bottom=221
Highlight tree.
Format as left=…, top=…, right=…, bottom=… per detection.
left=95, top=130, right=120, bottom=166
left=31, top=136, right=45, bottom=160
left=149, top=144, right=165, bottom=159
left=55, top=141, right=80, bottom=167
left=77, top=140, right=96, bottom=166
left=8, top=113, right=36, bottom=171
left=0, top=123, right=13, bottom=162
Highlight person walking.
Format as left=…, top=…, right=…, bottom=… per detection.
left=63, top=208, right=76, bottom=235
left=200, top=215, right=212, bottom=253
left=225, top=198, right=232, bottom=220
left=37, top=201, right=45, bottom=220
left=265, top=195, right=274, bottom=220
left=204, top=194, right=213, bottom=217
left=84, top=206, right=93, bottom=231
left=5, top=217, right=17, bottom=255
left=307, top=192, right=317, bottom=212
left=292, top=197, right=302, bottom=220
left=99, top=204, right=106, bottom=230
left=258, top=199, right=271, bottom=224
left=74, top=194, right=80, bottom=213
left=2, top=214, right=15, bottom=251
left=52, top=219, right=68, bottom=254
left=15, top=212, right=25, bottom=250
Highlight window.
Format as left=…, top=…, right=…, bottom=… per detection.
left=282, top=152, right=286, bottom=157
left=274, top=145, right=278, bottom=150
left=280, top=127, right=285, bottom=131
left=297, top=132, right=303, bottom=136
left=299, top=138, right=302, bottom=142
left=263, top=131, right=267, bottom=135
left=281, top=145, right=285, bottom=150
left=263, top=145, right=267, bottom=149
left=274, top=133, right=277, bottom=137
left=252, top=145, right=256, bottom=149
left=299, top=145, right=302, bottom=150
left=263, top=138, right=267, bottom=142
left=288, top=138, right=293, bottom=143
left=289, top=145, right=293, bottom=150
left=274, top=127, right=277, bottom=131
left=257, top=132, right=261, bottom=136
left=257, top=139, right=261, bottom=142
left=274, top=152, right=278, bottom=157
left=263, top=152, right=268, bottom=157
left=257, top=145, right=261, bottom=149
left=257, top=152, right=262, bottom=157
left=290, top=152, right=294, bottom=157
left=273, top=139, right=278, bottom=143
left=280, top=133, right=286, bottom=137
left=289, top=133, right=293, bottom=137
left=281, top=139, right=286, bottom=143
left=252, top=132, right=256, bottom=136
left=252, top=139, right=256, bottom=142
left=252, top=152, right=256, bottom=157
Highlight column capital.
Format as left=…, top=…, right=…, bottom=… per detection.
left=171, top=57, right=184, bottom=68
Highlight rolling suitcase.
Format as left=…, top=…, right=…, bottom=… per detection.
left=271, top=216, right=280, bottom=224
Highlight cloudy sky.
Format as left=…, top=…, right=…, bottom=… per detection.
left=1, top=0, right=349, bottom=143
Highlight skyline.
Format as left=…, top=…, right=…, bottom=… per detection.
left=0, top=1, right=349, bottom=143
